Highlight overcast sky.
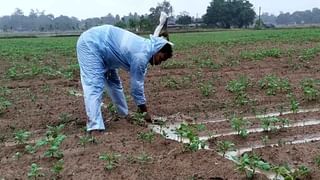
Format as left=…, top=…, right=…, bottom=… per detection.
left=1, top=0, right=320, bottom=19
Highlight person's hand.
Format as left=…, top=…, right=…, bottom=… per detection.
left=137, top=104, right=152, bottom=122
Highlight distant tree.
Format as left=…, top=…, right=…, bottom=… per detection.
left=203, top=0, right=255, bottom=28
left=149, top=1, right=173, bottom=28
left=176, top=11, right=192, bottom=25
left=276, top=12, right=292, bottom=25
left=138, top=15, right=152, bottom=31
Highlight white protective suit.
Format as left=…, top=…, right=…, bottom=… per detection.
left=76, top=25, right=170, bottom=131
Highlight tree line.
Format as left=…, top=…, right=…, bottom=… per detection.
left=261, top=8, right=320, bottom=25
left=0, top=0, right=319, bottom=32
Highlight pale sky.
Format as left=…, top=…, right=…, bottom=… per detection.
left=1, top=0, right=320, bottom=20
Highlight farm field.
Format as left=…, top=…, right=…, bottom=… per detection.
left=1, top=28, right=320, bottom=179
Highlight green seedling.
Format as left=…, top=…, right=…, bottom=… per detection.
left=161, top=60, right=187, bottom=69
left=25, top=145, right=37, bottom=154
left=136, top=152, right=153, bottom=164
left=259, top=117, right=288, bottom=132
left=234, top=153, right=270, bottom=179
left=261, top=135, right=269, bottom=146
left=175, top=123, right=206, bottom=151
left=58, top=113, right=72, bottom=124
left=99, top=153, right=121, bottom=171
left=27, top=163, right=44, bottom=179
left=230, top=116, right=249, bottom=138
left=259, top=74, right=291, bottom=95
left=300, top=78, right=319, bottom=101
left=107, top=102, right=117, bottom=115
left=226, top=76, right=251, bottom=105
left=272, top=164, right=311, bottom=180
left=51, top=159, right=64, bottom=176
left=288, top=93, right=299, bottom=113
left=199, top=82, right=214, bottom=97
left=315, top=155, right=320, bottom=167
left=137, top=131, right=155, bottom=144
left=216, top=141, right=235, bottom=157
left=13, top=152, right=22, bottom=160
left=79, top=135, right=96, bottom=147
left=131, top=112, right=147, bottom=126
left=0, top=97, right=11, bottom=114
left=14, top=130, right=31, bottom=145
left=162, top=76, right=180, bottom=89
left=46, top=124, right=65, bottom=139
left=44, top=134, right=66, bottom=159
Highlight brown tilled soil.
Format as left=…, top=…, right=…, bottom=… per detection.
left=0, top=40, right=320, bottom=179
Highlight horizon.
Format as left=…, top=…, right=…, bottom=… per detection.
left=0, top=0, right=320, bottom=20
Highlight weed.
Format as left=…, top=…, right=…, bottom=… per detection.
left=99, top=153, right=121, bottom=171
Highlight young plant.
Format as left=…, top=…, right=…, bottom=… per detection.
left=261, top=135, right=269, bottom=146
left=216, top=141, right=235, bottom=157
left=226, top=76, right=251, bottom=105
left=13, top=152, right=22, bottom=160
left=107, top=102, right=117, bottom=115
left=51, top=159, right=64, bottom=176
left=79, top=135, right=95, bottom=147
left=288, top=93, right=299, bottom=113
left=315, top=155, right=320, bottom=167
left=46, top=124, right=65, bottom=139
left=58, top=113, right=72, bottom=124
left=131, top=112, right=147, bottom=126
left=44, top=134, right=66, bottom=159
left=0, top=97, right=11, bottom=114
left=175, top=123, right=206, bottom=151
left=136, top=152, right=153, bottom=164
left=300, top=78, right=319, bottom=101
left=137, top=131, right=155, bottom=144
left=235, top=153, right=270, bottom=179
left=27, top=163, right=44, bottom=179
left=14, top=130, right=31, bottom=145
left=230, top=116, right=249, bottom=138
left=198, top=82, right=215, bottom=97
left=273, top=164, right=311, bottom=180
left=99, top=153, right=121, bottom=171
left=259, top=74, right=291, bottom=95
left=259, top=117, right=280, bottom=132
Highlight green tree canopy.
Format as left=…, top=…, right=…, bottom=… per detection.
left=203, top=0, right=256, bottom=28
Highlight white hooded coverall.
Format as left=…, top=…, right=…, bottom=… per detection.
left=76, top=25, right=169, bottom=131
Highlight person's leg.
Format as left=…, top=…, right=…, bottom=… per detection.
left=77, top=39, right=106, bottom=132
left=104, top=69, right=128, bottom=117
